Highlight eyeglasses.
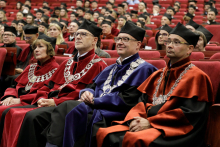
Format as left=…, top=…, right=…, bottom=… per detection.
left=158, top=33, right=168, bottom=37
left=24, top=36, right=33, bottom=40
left=2, top=34, right=14, bottom=37
left=74, top=32, right=94, bottom=38
left=164, top=39, right=189, bottom=46
left=114, top=37, right=137, bottom=43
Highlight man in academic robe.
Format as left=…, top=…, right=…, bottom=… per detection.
left=203, top=7, right=220, bottom=25
left=14, top=20, right=107, bottom=147
left=65, top=20, right=80, bottom=42
left=17, top=26, right=39, bottom=72
left=60, top=19, right=70, bottom=39
left=156, top=13, right=172, bottom=30
left=96, top=22, right=213, bottom=147
left=105, top=15, right=120, bottom=36
left=100, top=20, right=115, bottom=40
left=57, top=21, right=157, bottom=147
left=91, top=1, right=99, bottom=12
left=16, top=20, right=27, bottom=38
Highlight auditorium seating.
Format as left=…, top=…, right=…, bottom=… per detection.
left=17, top=44, right=29, bottom=50
left=205, top=25, right=220, bottom=44
left=101, top=39, right=114, bottom=50
left=0, top=48, right=7, bottom=77
left=147, top=37, right=156, bottom=49
left=205, top=46, right=220, bottom=51
left=210, top=53, right=220, bottom=59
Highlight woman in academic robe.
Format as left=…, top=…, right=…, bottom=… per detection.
left=155, top=24, right=172, bottom=50
left=0, top=34, right=59, bottom=147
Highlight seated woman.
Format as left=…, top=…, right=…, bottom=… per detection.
left=60, top=8, right=68, bottom=20
left=155, top=24, right=172, bottom=50
left=0, top=10, right=7, bottom=22
left=38, top=22, right=49, bottom=34
left=48, top=21, right=69, bottom=50
left=117, top=16, right=127, bottom=31
left=0, top=33, right=59, bottom=146
left=26, top=13, right=36, bottom=26
left=138, top=2, right=147, bottom=13
left=17, top=20, right=27, bottom=39
left=84, top=10, right=94, bottom=22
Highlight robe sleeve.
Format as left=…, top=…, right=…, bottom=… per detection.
left=79, top=83, right=97, bottom=98
left=1, top=88, right=18, bottom=100
left=147, top=97, right=209, bottom=137
left=93, top=84, right=142, bottom=112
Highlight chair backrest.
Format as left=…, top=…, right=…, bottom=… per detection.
left=147, top=37, right=156, bottom=49
left=145, top=60, right=166, bottom=69
left=101, top=58, right=116, bottom=66
left=205, top=46, right=220, bottom=51
left=139, top=51, right=160, bottom=59
left=54, top=56, right=71, bottom=65
left=16, top=41, right=26, bottom=44
left=210, top=53, right=220, bottom=59
left=104, top=50, right=119, bottom=58
left=190, top=52, right=205, bottom=60
left=0, top=48, right=7, bottom=77
left=191, top=61, right=220, bottom=103
left=101, top=39, right=114, bottom=50
left=66, top=41, right=75, bottom=48
left=205, top=25, right=220, bottom=43
left=17, top=44, right=29, bottom=50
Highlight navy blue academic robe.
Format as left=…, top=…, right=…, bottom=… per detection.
left=62, top=53, right=157, bottom=147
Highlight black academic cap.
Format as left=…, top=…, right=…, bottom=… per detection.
left=98, top=14, right=104, bottom=19
left=136, top=20, right=145, bottom=27
left=24, top=25, right=38, bottom=34
left=76, top=7, right=85, bottom=12
left=209, top=7, right=218, bottom=15
left=209, top=0, right=216, bottom=4
left=42, top=6, right=50, bottom=10
left=185, top=12, right=194, bottom=19
left=12, top=20, right=18, bottom=24
left=143, top=12, right=150, bottom=16
left=105, top=15, right=115, bottom=23
left=39, top=22, right=49, bottom=29
left=188, top=5, right=196, bottom=10
left=71, top=19, right=81, bottom=26
left=101, top=20, right=111, bottom=26
left=101, top=6, right=107, bottom=10
left=78, top=19, right=102, bottom=37
left=130, top=10, right=138, bottom=14
left=167, top=6, right=175, bottom=12
left=106, top=9, right=112, bottom=13
left=120, top=21, right=145, bottom=42
left=125, top=12, right=132, bottom=17
left=122, top=1, right=128, bottom=5
left=85, top=10, right=94, bottom=15
left=38, top=32, right=56, bottom=50
left=175, top=1, right=181, bottom=5
left=170, top=22, right=199, bottom=47
left=54, top=7, right=61, bottom=11
left=27, top=13, right=36, bottom=19
left=71, top=11, right=78, bottom=17
left=50, top=20, right=64, bottom=30
left=42, top=15, right=49, bottom=20
left=163, top=13, right=172, bottom=22
left=61, top=7, right=67, bottom=12
left=106, top=2, right=114, bottom=5
left=204, top=2, right=212, bottom=6
left=91, top=0, right=98, bottom=3
left=196, top=25, right=213, bottom=43
left=119, top=15, right=127, bottom=21
left=61, top=2, right=67, bottom=7
left=36, top=9, right=44, bottom=14
left=18, top=20, right=27, bottom=25
left=91, top=21, right=97, bottom=25
left=188, top=0, right=197, bottom=3
left=51, top=14, right=59, bottom=18
left=24, top=4, right=31, bottom=10
left=118, top=4, right=124, bottom=8
left=60, top=19, right=69, bottom=26
left=138, top=14, right=147, bottom=20
left=4, top=26, right=17, bottom=35
left=186, top=19, right=200, bottom=29
left=160, top=24, right=172, bottom=33
left=152, top=0, right=159, bottom=5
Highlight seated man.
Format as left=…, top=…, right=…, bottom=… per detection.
left=60, top=19, right=70, bottom=39
left=16, top=20, right=27, bottom=38
left=156, top=13, right=172, bottom=30
left=5, top=20, right=107, bottom=147
left=60, top=21, right=157, bottom=147
left=65, top=20, right=80, bottom=41
left=203, top=7, right=220, bottom=25
left=104, top=15, right=119, bottom=36
left=97, top=22, right=213, bottom=147
left=188, top=5, right=196, bottom=16
left=100, top=20, right=115, bottom=39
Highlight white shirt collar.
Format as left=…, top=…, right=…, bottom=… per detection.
left=77, top=52, right=88, bottom=58
left=116, top=55, right=133, bottom=65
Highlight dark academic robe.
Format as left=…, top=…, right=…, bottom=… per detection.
left=100, top=33, right=115, bottom=39
left=62, top=53, right=157, bottom=147
left=96, top=57, right=213, bottom=147
left=0, top=57, right=59, bottom=147
left=17, top=45, right=34, bottom=70
left=203, top=20, right=220, bottom=25
left=1, top=42, right=22, bottom=60
left=13, top=49, right=107, bottom=147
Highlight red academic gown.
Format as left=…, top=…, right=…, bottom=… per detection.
left=63, top=32, right=70, bottom=39
left=100, top=33, right=115, bottom=39
left=96, top=57, right=213, bottom=147
left=1, top=49, right=107, bottom=147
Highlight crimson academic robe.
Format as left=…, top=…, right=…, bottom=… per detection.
left=63, top=32, right=70, bottom=39
left=100, top=33, right=115, bottom=40
left=61, top=53, right=157, bottom=147
left=111, top=27, right=119, bottom=36
left=0, top=57, right=59, bottom=147
left=13, top=49, right=107, bottom=147
left=96, top=57, right=213, bottom=147
left=17, top=45, right=34, bottom=70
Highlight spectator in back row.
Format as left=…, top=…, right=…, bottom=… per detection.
left=100, top=20, right=115, bottom=39
left=155, top=24, right=172, bottom=50
left=203, top=7, right=220, bottom=25
left=38, top=22, right=49, bottom=34
left=65, top=20, right=80, bottom=41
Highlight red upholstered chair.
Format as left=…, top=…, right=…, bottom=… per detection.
left=190, top=52, right=205, bottom=60
left=146, top=60, right=166, bottom=69
left=66, top=41, right=75, bottom=48
left=104, top=50, right=119, bottom=58
left=101, top=39, right=114, bottom=50
left=193, top=19, right=203, bottom=25
left=210, top=53, right=220, bottom=59
left=17, top=44, right=29, bottom=50
left=145, top=24, right=157, bottom=30
left=205, top=46, right=220, bottom=51
left=54, top=56, right=71, bottom=65
left=0, top=48, right=7, bottom=77
left=171, top=19, right=182, bottom=25
left=151, top=19, right=161, bottom=28
left=139, top=51, right=160, bottom=59
left=147, top=37, right=156, bottom=49
left=101, top=58, right=117, bottom=66
left=205, top=25, right=220, bottom=43
left=16, top=41, right=26, bottom=44
left=145, top=30, right=153, bottom=37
